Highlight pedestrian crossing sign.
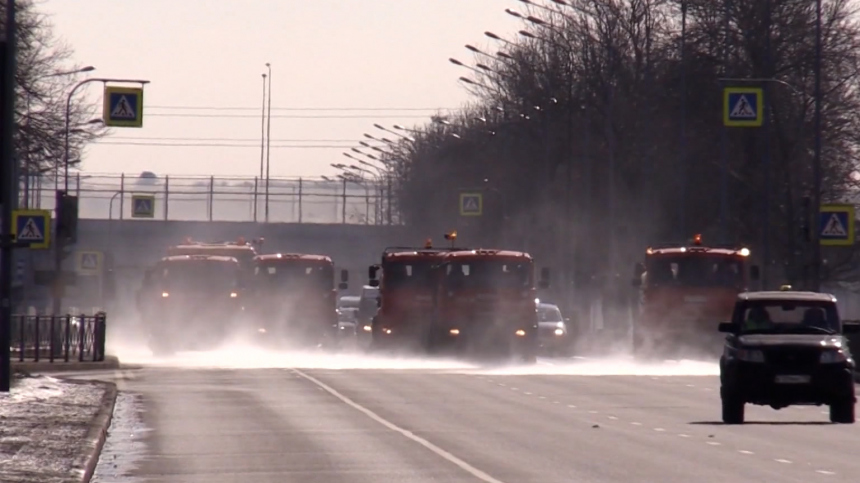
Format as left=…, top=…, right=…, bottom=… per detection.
left=104, top=86, right=144, bottom=127
left=131, top=194, right=155, bottom=218
left=11, top=209, right=51, bottom=250
left=819, top=204, right=855, bottom=246
left=460, top=193, right=482, bottom=216
left=723, top=87, right=763, bottom=127
left=77, top=251, right=103, bottom=274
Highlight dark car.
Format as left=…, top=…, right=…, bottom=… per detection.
left=718, top=289, right=859, bottom=424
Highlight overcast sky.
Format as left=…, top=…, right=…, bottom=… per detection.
left=42, top=0, right=522, bottom=179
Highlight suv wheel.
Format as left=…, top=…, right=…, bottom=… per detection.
left=829, top=399, right=855, bottom=424
left=721, top=393, right=745, bottom=424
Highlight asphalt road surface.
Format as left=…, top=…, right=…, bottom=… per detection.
left=73, top=360, right=859, bottom=483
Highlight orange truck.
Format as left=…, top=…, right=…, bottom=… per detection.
left=248, top=253, right=349, bottom=348
left=631, top=234, right=760, bottom=358
left=426, top=249, right=550, bottom=362
left=366, top=238, right=459, bottom=352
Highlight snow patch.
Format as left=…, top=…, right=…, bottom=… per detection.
left=92, top=392, right=150, bottom=483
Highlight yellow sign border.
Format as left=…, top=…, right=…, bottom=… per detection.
left=11, top=209, right=51, bottom=250
left=820, top=203, right=855, bottom=246
left=131, top=194, right=156, bottom=218
left=459, top=192, right=483, bottom=216
left=103, top=86, right=144, bottom=127
left=723, top=87, right=763, bottom=128
left=76, top=251, right=104, bottom=274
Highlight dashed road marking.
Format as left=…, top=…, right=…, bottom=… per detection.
left=293, top=369, right=508, bottom=483
left=567, top=404, right=576, bottom=408
left=706, top=441, right=721, bottom=446
left=631, top=422, right=642, bottom=426
left=525, top=392, right=532, bottom=395
left=816, top=470, right=836, bottom=475
left=775, top=459, right=792, bottom=464
left=738, top=450, right=754, bottom=455
left=653, top=427, right=665, bottom=432
left=607, top=416, right=618, bottom=420
left=678, top=434, right=691, bottom=438
left=538, top=396, right=546, bottom=400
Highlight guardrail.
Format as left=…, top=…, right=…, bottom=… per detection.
left=20, top=172, right=401, bottom=225
left=10, top=313, right=107, bottom=363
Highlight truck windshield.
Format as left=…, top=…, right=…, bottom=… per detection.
left=254, top=263, right=333, bottom=290
left=738, top=301, right=840, bottom=334
left=445, top=259, right=532, bottom=290
left=160, top=262, right=240, bottom=290
left=646, top=255, right=744, bottom=288
left=382, top=260, right=435, bottom=289
left=169, top=247, right=256, bottom=267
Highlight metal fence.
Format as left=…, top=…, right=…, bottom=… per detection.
left=19, top=172, right=400, bottom=225
left=9, top=313, right=107, bottom=363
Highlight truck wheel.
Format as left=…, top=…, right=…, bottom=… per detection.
left=829, top=399, right=855, bottom=424
left=721, top=393, right=745, bottom=424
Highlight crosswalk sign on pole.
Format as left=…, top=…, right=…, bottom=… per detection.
left=131, top=194, right=156, bottom=218
left=819, top=204, right=855, bottom=246
left=11, top=209, right=51, bottom=250
left=460, top=192, right=483, bottom=216
left=76, top=251, right=103, bottom=275
left=103, top=86, right=144, bottom=127
left=723, top=87, right=764, bottom=127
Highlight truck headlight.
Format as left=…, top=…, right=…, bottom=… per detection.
left=230, top=292, right=238, bottom=298
left=515, top=329, right=526, bottom=337
left=363, top=325, right=372, bottom=332
left=736, top=348, right=765, bottom=363
left=820, top=350, right=848, bottom=364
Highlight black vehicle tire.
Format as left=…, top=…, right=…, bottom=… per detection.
left=721, top=393, right=745, bottom=424
left=829, top=399, right=855, bottom=424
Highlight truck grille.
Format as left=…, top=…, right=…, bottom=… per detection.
left=764, top=348, right=820, bottom=371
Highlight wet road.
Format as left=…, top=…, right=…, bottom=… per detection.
left=76, top=361, right=859, bottom=483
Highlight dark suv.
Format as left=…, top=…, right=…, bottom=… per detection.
left=718, top=289, right=859, bottom=424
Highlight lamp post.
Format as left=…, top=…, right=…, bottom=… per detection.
left=63, top=77, right=149, bottom=191
left=264, top=63, right=272, bottom=223
left=257, top=72, right=266, bottom=222
left=55, top=76, right=148, bottom=317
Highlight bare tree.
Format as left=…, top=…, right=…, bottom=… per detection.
left=1, top=0, right=108, bottom=185
left=387, top=0, right=860, bottom=287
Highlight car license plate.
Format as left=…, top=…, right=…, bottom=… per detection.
left=775, top=375, right=811, bottom=384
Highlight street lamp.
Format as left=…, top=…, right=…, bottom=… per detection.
left=63, top=77, right=149, bottom=191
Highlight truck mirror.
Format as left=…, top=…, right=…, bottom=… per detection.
left=369, top=279, right=379, bottom=288
left=750, top=265, right=761, bottom=281
left=540, top=267, right=550, bottom=281
left=368, top=265, right=377, bottom=280
left=340, top=269, right=349, bottom=283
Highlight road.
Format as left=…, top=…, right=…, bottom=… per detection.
left=70, top=357, right=858, bottom=483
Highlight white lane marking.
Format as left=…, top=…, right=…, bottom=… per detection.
left=498, top=383, right=506, bottom=387
left=653, top=428, right=665, bottom=432
left=510, top=387, right=518, bottom=391
left=588, top=410, right=599, bottom=414
left=553, top=401, right=560, bottom=404
left=738, top=450, right=754, bottom=455
left=775, top=459, right=792, bottom=464
left=293, top=369, right=508, bottom=483
left=525, top=392, right=533, bottom=395
left=816, top=470, right=835, bottom=475
left=538, top=396, right=546, bottom=400
left=607, top=416, right=618, bottom=420
left=678, top=434, right=690, bottom=438
left=630, top=422, right=642, bottom=426
left=706, top=441, right=721, bottom=446
left=567, top=404, right=576, bottom=408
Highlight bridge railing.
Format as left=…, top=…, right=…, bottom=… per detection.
left=20, top=172, right=401, bottom=225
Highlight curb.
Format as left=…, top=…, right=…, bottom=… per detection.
left=63, top=379, right=118, bottom=483
left=11, top=355, right=121, bottom=375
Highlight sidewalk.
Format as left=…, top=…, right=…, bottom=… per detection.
left=0, top=374, right=118, bottom=483
left=10, top=355, right=121, bottom=376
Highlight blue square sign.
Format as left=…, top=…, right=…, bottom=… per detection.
left=12, top=209, right=51, bottom=250
left=104, top=86, right=144, bottom=127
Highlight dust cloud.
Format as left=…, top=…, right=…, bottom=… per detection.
left=106, top=323, right=718, bottom=375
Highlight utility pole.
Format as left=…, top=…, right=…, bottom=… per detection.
left=0, top=0, right=18, bottom=392
left=811, top=0, right=823, bottom=290
left=257, top=72, right=266, bottom=222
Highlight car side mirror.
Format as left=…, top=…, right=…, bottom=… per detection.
left=842, top=322, right=860, bottom=334
left=537, top=279, right=549, bottom=289
left=338, top=282, right=348, bottom=290
left=369, top=279, right=379, bottom=288
left=718, top=322, right=736, bottom=333
left=750, top=265, right=761, bottom=281
left=340, top=269, right=349, bottom=283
